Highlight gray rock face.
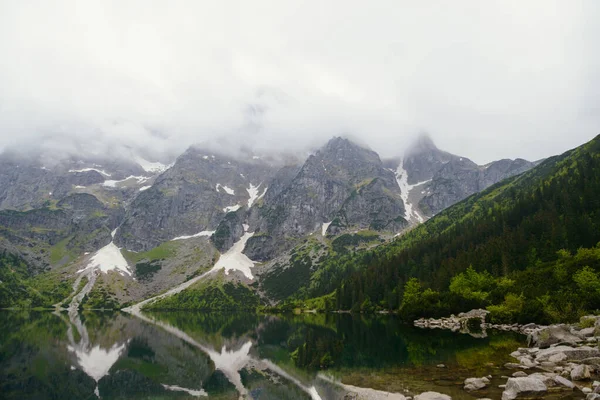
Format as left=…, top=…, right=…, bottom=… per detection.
left=211, top=210, right=245, bottom=252
left=501, top=377, right=547, bottom=400
left=115, top=147, right=278, bottom=251
left=329, top=178, right=407, bottom=234
left=399, top=133, right=457, bottom=184
left=418, top=157, right=535, bottom=216
left=0, top=151, right=155, bottom=211
left=0, top=193, right=123, bottom=271
left=251, top=137, right=406, bottom=258
left=384, top=134, right=535, bottom=219
left=243, top=234, right=277, bottom=262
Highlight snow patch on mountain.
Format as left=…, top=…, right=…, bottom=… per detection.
left=216, top=184, right=235, bottom=195
left=134, top=156, right=172, bottom=173
left=69, top=168, right=112, bottom=177
left=322, top=221, right=332, bottom=236
left=247, top=183, right=267, bottom=208
left=171, top=230, right=215, bottom=241
left=394, top=162, right=430, bottom=224
left=103, top=176, right=150, bottom=187
left=223, top=204, right=241, bottom=213
left=139, top=185, right=151, bottom=191
left=79, top=229, right=131, bottom=276
left=211, top=225, right=255, bottom=280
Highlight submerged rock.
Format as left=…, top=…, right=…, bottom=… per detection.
left=414, top=392, right=451, bottom=400
left=463, top=377, right=490, bottom=391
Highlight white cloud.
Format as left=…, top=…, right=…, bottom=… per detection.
left=0, top=1, right=598, bottom=163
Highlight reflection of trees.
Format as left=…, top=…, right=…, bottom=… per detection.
left=0, top=311, right=97, bottom=399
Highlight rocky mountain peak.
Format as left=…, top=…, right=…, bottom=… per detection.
left=406, top=133, right=438, bottom=155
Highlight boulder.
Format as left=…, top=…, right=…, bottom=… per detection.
left=501, top=377, right=547, bottom=400
left=536, top=346, right=600, bottom=362
left=580, top=327, right=596, bottom=337
left=464, top=377, right=490, bottom=391
left=548, top=352, right=567, bottom=363
left=414, top=392, right=451, bottom=400
left=512, top=371, right=527, bottom=378
left=553, top=375, right=575, bottom=389
left=571, top=364, right=592, bottom=381
left=529, top=325, right=584, bottom=348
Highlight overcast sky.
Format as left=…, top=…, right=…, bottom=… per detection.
left=0, top=1, right=599, bottom=164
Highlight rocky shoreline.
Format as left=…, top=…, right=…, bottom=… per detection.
left=414, top=310, right=600, bottom=399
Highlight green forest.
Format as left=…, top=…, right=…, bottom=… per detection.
left=287, top=135, right=600, bottom=323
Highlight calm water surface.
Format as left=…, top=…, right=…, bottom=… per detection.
left=0, top=310, right=532, bottom=399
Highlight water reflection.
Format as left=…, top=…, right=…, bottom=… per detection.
left=0, top=310, right=528, bottom=400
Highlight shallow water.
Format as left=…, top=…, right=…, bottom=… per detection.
left=0, top=310, right=565, bottom=400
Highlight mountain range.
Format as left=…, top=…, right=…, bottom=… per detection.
left=0, top=133, right=540, bottom=309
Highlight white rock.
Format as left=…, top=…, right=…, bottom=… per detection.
left=501, top=377, right=547, bottom=400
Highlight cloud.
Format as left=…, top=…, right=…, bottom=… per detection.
left=0, top=1, right=598, bottom=163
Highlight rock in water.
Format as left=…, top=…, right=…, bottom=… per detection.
left=464, top=377, right=490, bottom=391
left=501, top=377, right=547, bottom=400
left=414, top=392, right=452, bottom=400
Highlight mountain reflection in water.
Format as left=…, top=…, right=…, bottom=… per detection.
left=0, top=310, right=531, bottom=400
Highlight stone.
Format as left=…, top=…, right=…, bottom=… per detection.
left=537, top=346, right=600, bottom=362
left=581, top=327, right=596, bottom=337
left=504, top=363, right=529, bottom=370
left=553, top=375, right=575, bottom=389
left=436, top=364, right=446, bottom=368
left=414, top=392, right=452, bottom=400
left=571, top=364, right=592, bottom=381
left=583, top=388, right=593, bottom=394
left=464, top=377, right=489, bottom=391
left=519, top=357, right=537, bottom=368
left=512, top=371, right=527, bottom=377
left=501, top=377, right=547, bottom=400
left=587, top=394, right=600, bottom=400
left=529, top=325, right=584, bottom=348
left=510, top=351, right=522, bottom=359
left=548, top=352, right=567, bottom=363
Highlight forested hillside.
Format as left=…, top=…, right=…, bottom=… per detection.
left=294, top=135, right=600, bottom=323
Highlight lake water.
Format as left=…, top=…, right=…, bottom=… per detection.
left=0, top=310, right=551, bottom=399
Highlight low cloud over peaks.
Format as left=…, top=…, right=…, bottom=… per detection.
left=1, top=1, right=599, bottom=164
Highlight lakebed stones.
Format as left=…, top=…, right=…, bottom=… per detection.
left=463, top=377, right=490, bottom=391
left=414, top=392, right=451, bottom=400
